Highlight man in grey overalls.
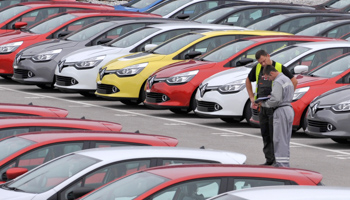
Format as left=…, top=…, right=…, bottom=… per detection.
left=260, top=65, right=294, bottom=167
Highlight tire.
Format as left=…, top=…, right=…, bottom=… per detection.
left=301, top=109, right=308, bottom=132
left=79, top=91, right=96, bottom=97
left=138, top=82, right=146, bottom=105
left=220, top=118, right=241, bottom=123
left=243, top=100, right=252, bottom=125
left=331, top=138, right=350, bottom=144
left=169, top=108, right=191, bottom=114
left=189, top=90, right=198, bottom=112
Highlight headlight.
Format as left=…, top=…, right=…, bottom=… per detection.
left=218, top=79, right=246, bottom=93
left=32, top=49, right=62, bottom=62
left=292, top=87, right=309, bottom=101
left=331, top=100, right=350, bottom=112
left=166, top=70, right=199, bottom=85
left=116, top=62, right=148, bottom=77
left=0, top=41, right=23, bottom=53
left=75, top=55, right=106, bottom=69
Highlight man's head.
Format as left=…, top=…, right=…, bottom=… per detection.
left=255, top=50, right=272, bottom=67
left=263, top=65, right=279, bottom=81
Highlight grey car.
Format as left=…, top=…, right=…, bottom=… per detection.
left=306, top=84, right=350, bottom=144
left=12, top=18, right=182, bottom=88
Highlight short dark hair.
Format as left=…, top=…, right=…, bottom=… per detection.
left=263, top=65, right=277, bottom=75
left=255, top=50, right=268, bottom=60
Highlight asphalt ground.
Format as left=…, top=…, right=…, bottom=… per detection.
left=1, top=77, right=349, bottom=187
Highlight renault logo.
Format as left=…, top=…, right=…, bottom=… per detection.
left=99, top=68, right=106, bottom=80
left=58, top=60, right=65, bottom=73
left=199, top=83, right=207, bottom=98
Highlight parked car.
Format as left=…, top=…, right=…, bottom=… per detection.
left=143, top=36, right=335, bottom=116
left=96, top=30, right=290, bottom=105
left=78, top=164, right=323, bottom=200
left=208, top=185, right=350, bottom=200
left=11, top=18, right=174, bottom=90
left=0, top=130, right=178, bottom=183
left=0, top=116, right=122, bottom=139
left=201, top=40, right=349, bottom=126
left=190, top=2, right=315, bottom=27
left=0, top=102, right=68, bottom=117
left=246, top=11, right=348, bottom=34
left=54, top=22, right=241, bottom=96
left=306, top=84, right=350, bottom=144
left=0, top=146, right=247, bottom=200
left=0, top=10, right=160, bottom=79
left=114, top=0, right=166, bottom=12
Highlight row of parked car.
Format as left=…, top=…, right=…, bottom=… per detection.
left=0, top=0, right=350, bottom=199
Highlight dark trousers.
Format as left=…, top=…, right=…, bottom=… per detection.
left=258, top=106, right=275, bottom=163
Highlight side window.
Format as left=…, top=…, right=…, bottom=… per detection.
left=323, top=24, right=350, bottom=38
left=53, top=17, right=106, bottom=38
left=17, top=142, right=84, bottom=171
left=337, top=72, right=350, bottom=84
left=219, top=9, right=263, bottom=27
left=93, top=142, right=148, bottom=148
left=149, top=179, right=221, bottom=200
left=229, top=41, right=288, bottom=67
left=234, top=178, right=286, bottom=190
left=38, top=127, right=83, bottom=131
left=269, top=8, right=289, bottom=14
left=65, top=8, right=87, bottom=12
left=275, top=17, right=317, bottom=33
left=177, top=35, right=237, bottom=60
left=173, top=2, right=219, bottom=19
left=161, top=159, right=218, bottom=165
left=0, top=127, right=32, bottom=139
left=59, top=159, right=151, bottom=200
left=135, top=29, right=192, bottom=52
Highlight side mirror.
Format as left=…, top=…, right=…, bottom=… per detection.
left=236, top=58, right=254, bottom=67
left=58, top=31, right=72, bottom=38
left=185, top=51, right=202, bottom=59
left=294, top=65, right=309, bottom=74
left=67, top=187, right=95, bottom=200
left=144, top=44, right=158, bottom=51
left=6, top=167, right=28, bottom=180
left=97, top=38, right=113, bottom=45
left=176, top=14, right=190, bottom=20
left=14, top=22, right=27, bottom=30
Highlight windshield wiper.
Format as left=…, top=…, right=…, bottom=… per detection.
left=1, top=184, right=23, bottom=192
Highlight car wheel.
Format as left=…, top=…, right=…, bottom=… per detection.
left=120, top=100, right=140, bottom=105
left=331, top=138, right=350, bottom=144
left=170, top=108, right=191, bottom=114
left=189, top=90, right=198, bottom=113
left=301, top=110, right=308, bottom=132
left=79, top=91, right=96, bottom=97
left=220, top=118, right=241, bottom=123
left=244, top=100, right=252, bottom=125
left=138, top=82, right=147, bottom=105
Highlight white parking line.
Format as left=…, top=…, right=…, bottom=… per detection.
left=2, top=86, right=350, bottom=156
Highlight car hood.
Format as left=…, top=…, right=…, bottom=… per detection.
left=295, top=75, right=328, bottom=87
left=313, top=85, right=350, bottom=106
left=22, top=39, right=78, bottom=55
left=153, top=60, right=215, bottom=78
left=203, top=66, right=251, bottom=86
left=64, top=45, right=121, bottom=62
left=0, top=188, right=36, bottom=199
left=0, top=31, right=39, bottom=45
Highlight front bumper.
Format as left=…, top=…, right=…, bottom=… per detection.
left=0, top=52, right=16, bottom=75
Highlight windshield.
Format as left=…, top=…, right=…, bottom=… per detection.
left=295, top=21, right=335, bottom=35
left=0, top=137, right=35, bottom=161
left=110, top=27, right=160, bottom=48
left=66, top=21, right=114, bottom=42
left=201, top=40, right=256, bottom=62
left=5, top=154, right=99, bottom=193
left=147, top=0, right=191, bottom=16
left=247, top=15, right=287, bottom=30
left=29, top=13, right=77, bottom=34
left=153, top=33, right=203, bottom=55
left=82, top=172, right=169, bottom=200
left=270, top=46, right=311, bottom=65
left=0, top=5, right=30, bottom=24
left=129, top=0, right=159, bottom=9
left=193, top=7, right=236, bottom=23
left=309, top=54, right=350, bottom=78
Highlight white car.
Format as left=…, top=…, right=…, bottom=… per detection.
left=0, top=146, right=246, bottom=200
left=195, top=41, right=350, bottom=124
left=54, top=22, right=245, bottom=96
left=208, top=185, right=350, bottom=200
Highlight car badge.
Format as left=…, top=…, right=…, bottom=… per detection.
left=149, top=76, right=155, bottom=88
left=311, top=101, right=319, bottom=117
left=58, top=60, right=65, bottom=73
left=99, top=68, right=106, bottom=80
left=199, top=83, right=208, bottom=98
left=16, top=54, right=21, bottom=64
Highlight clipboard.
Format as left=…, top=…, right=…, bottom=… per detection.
left=255, top=96, right=270, bottom=103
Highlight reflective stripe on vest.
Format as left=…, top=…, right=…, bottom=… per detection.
left=254, top=62, right=282, bottom=100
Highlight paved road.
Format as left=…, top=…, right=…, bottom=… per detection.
left=1, top=77, right=349, bottom=187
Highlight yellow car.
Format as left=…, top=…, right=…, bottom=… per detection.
left=96, top=30, right=291, bottom=105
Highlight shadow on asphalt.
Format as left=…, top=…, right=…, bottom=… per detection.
left=0, top=78, right=21, bottom=85
left=19, top=87, right=61, bottom=94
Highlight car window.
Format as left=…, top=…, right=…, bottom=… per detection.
left=219, top=8, right=263, bottom=27
left=111, top=27, right=160, bottom=48
left=234, top=178, right=286, bottom=190
left=0, top=127, right=32, bottom=138
left=0, top=0, right=20, bottom=9
left=193, top=7, right=236, bottom=24
left=161, top=159, right=219, bottom=165
left=129, top=0, right=160, bottom=9
left=323, top=24, right=350, bottom=38
left=38, top=127, right=84, bottom=131
left=295, top=21, right=335, bottom=35
left=150, top=179, right=221, bottom=200
left=93, top=141, right=148, bottom=148
left=0, top=137, right=35, bottom=161
left=0, top=5, right=30, bottom=25
left=149, top=0, right=192, bottom=16
left=65, top=7, right=87, bottom=12
left=310, top=54, right=350, bottom=78
left=247, top=15, right=288, bottom=30
left=0, top=112, right=37, bottom=117
left=53, top=17, right=106, bottom=38
left=29, top=13, right=77, bottom=34
left=274, top=17, right=317, bottom=33
left=176, top=35, right=237, bottom=60
left=152, top=33, right=203, bottom=55
left=59, top=159, right=151, bottom=200
left=289, top=48, right=345, bottom=73
left=66, top=21, right=115, bottom=42
left=172, top=1, right=219, bottom=19
left=270, top=45, right=311, bottom=66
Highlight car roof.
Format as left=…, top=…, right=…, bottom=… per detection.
left=240, top=35, right=344, bottom=43
left=74, top=146, right=246, bottom=164
left=145, top=21, right=245, bottom=30
left=140, top=164, right=321, bottom=181
left=202, top=2, right=315, bottom=11
left=293, top=40, right=350, bottom=48
left=0, top=103, right=68, bottom=117
left=61, top=10, right=160, bottom=18
left=13, top=1, right=114, bottom=8
left=195, top=29, right=291, bottom=37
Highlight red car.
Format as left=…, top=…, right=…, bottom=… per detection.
left=79, top=164, right=322, bottom=200
left=0, top=103, right=68, bottom=117
left=0, top=130, right=178, bottom=182
left=0, top=9, right=160, bottom=78
left=144, top=35, right=341, bottom=114
left=0, top=116, right=122, bottom=139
